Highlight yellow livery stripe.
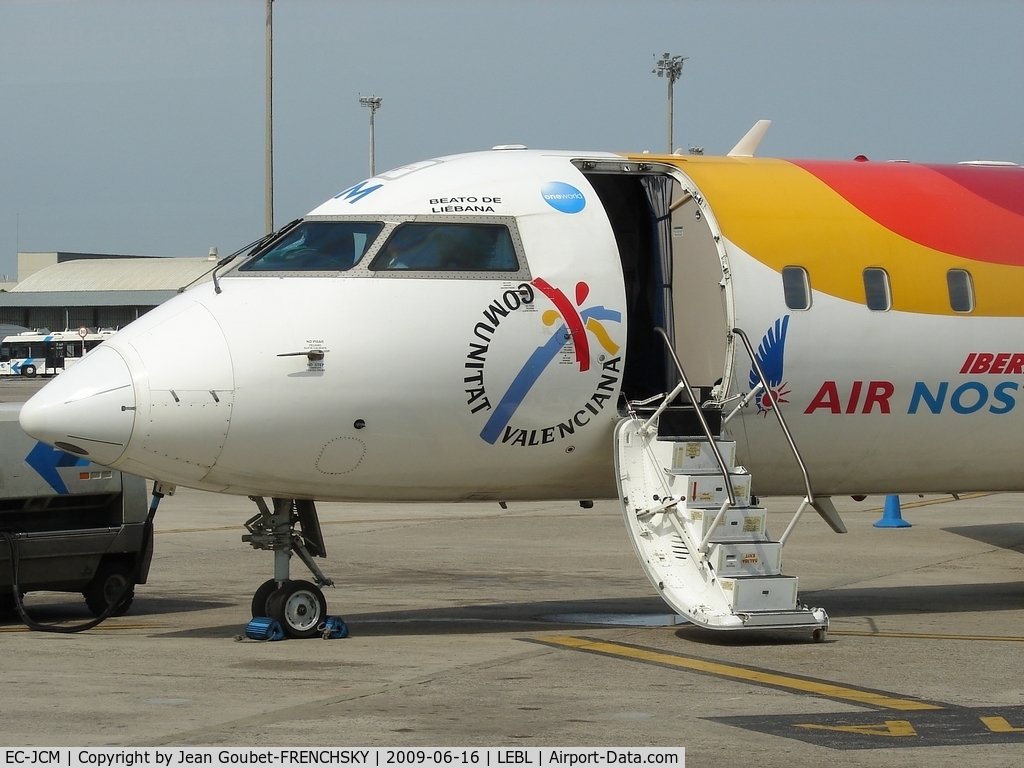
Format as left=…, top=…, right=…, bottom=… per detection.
left=629, top=154, right=1024, bottom=316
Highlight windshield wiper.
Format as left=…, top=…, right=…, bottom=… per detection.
left=208, top=218, right=303, bottom=294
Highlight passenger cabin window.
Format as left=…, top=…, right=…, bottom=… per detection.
left=370, top=223, right=518, bottom=272
left=240, top=221, right=384, bottom=272
left=863, top=268, right=892, bottom=311
left=781, top=266, right=811, bottom=310
left=947, top=269, right=975, bottom=313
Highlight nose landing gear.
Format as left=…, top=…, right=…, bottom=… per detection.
left=243, top=497, right=334, bottom=638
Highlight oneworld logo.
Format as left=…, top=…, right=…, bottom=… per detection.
left=541, top=182, right=586, bottom=214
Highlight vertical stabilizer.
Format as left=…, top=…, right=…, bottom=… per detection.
left=728, top=120, right=772, bottom=157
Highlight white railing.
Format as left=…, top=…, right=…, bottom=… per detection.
left=651, top=327, right=736, bottom=508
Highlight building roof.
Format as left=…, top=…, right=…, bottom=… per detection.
left=12, top=257, right=214, bottom=293
left=0, top=290, right=185, bottom=308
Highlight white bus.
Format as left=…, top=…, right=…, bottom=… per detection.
left=0, top=328, right=116, bottom=377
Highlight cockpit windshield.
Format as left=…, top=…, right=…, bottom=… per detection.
left=369, top=223, right=518, bottom=272
left=239, top=221, right=384, bottom=272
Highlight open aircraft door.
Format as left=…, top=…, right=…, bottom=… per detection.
left=581, top=161, right=826, bottom=635
left=578, top=161, right=735, bottom=404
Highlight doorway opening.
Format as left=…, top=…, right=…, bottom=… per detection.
left=581, top=165, right=731, bottom=405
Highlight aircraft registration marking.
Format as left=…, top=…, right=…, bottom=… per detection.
left=532, top=635, right=1024, bottom=749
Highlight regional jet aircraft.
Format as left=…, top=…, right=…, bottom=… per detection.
left=20, top=123, right=1024, bottom=638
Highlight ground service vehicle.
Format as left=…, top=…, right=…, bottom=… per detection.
left=0, top=329, right=115, bottom=377
left=0, top=403, right=151, bottom=617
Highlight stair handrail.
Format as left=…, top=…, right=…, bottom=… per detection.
left=638, top=381, right=686, bottom=435
left=731, top=326, right=816, bottom=505
left=653, top=327, right=735, bottom=507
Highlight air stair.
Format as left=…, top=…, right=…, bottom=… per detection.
left=614, top=328, right=830, bottom=638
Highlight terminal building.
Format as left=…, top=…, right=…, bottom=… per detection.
left=0, top=251, right=215, bottom=331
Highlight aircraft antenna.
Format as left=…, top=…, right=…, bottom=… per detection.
left=653, top=53, right=688, bottom=154
left=359, top=95, right=383, bottom=176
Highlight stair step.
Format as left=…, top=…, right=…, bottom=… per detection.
left=708, top=542, right=782, bottom=576
left=656, top=407, right=722, bottom=439
left=615, top=414, right=827, bottom=635
left=733, top=609, right=830, bottom=631
left=668, top=440, right=736, bottom=473
left=718, top=575, right=799, bottom=612
left=679, top=472, right=752, bottom=508
left=683, top=506, right=768, bottom=543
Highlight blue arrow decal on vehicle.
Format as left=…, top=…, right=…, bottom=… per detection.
left=10, top=358, right=36, bottom=375
left=25, top=442, right=90, bottom=494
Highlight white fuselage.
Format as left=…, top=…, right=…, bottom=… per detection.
left=18, top=149, right=1024, bottom=501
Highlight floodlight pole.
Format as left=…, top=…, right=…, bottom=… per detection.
left=653, top=53, right=688, bottom=154
left=359, top=96, right=383, bottom=177
left=265, top=0, right=274, bottom=234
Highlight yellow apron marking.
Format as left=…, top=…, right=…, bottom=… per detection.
left=154, top=507, right=610, bottom=535
left=831, top=630, right=1024, bottom=642
left=535, top=635, right=942, bottom=711
left=0, top=622, right=163, bottom=633
left=795, top=720, right=918, bottom=737
left=981, top=716, right=1024, bottom=733
left=158, top=525, right=243, bottom=534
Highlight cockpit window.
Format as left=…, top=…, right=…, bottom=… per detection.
left=369, top=223, right=518, bottom=272
left=239, top=221, right=384, bottom=272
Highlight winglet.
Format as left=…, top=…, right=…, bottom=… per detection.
left=811, top=496, right=847, bottom=534
left=728, top=120, right=772, bottom=157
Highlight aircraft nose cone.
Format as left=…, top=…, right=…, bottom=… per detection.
left=20, top=345, right=136, bottom=466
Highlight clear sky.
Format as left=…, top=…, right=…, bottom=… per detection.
left=2, top=1, right=1022, bottom=279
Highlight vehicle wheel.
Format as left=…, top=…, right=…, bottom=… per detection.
left=251, top=578, right=279, bottom=618
left=267, top=580, right=327, bottom=639
left=83, top=560, right=135, bottom=617
left=22, top=365, right=36, bottom=378
left=0, top=591, right=19, bottom=617
left=813, top=627, right=828, bottom=643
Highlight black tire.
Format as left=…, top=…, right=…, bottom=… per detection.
left=267, top=580, right=327, bottom=639
left=22, top=365, right=36, bottom=378
left=83, top=560, right=135, bottom=617
left=0, top=591, right=19, bottom=617
left=251, top=579, right=279, bottom=618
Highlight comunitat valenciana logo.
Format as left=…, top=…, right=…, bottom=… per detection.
left=463, top=278, right=622, bottom=447
left=541, top=182, right=586, bottom=214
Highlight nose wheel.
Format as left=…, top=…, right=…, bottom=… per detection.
left=250, top=578, right=329, bottom=639
left=243, top=497, right=335, bottom=639
left=267, top=580, right=328, bottom=638
left=251, top=578, right=279, bottom=617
